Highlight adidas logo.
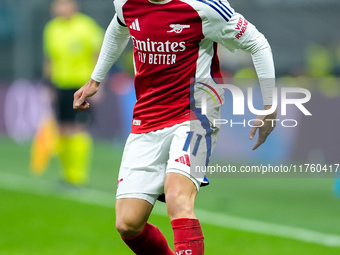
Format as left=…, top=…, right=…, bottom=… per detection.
left=130, top=19, right=140, bottom=31
left=175, top=154, right=190, bottom=167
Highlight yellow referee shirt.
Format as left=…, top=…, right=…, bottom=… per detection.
left=44, top=13, right=103, bottom=89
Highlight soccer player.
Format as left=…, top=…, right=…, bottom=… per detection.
left=43, top=0, right=103, bottom=185
left=74, top=0, right=276, bottom=254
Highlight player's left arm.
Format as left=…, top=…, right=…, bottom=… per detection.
left=203, top=6, right=276, bottom=150
left=225, top=14, right=277, bottom=150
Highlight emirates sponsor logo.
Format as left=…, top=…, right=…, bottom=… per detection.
left=131, top=36, right=186, bottom=65
left=131, top=36, right=186, bottom=53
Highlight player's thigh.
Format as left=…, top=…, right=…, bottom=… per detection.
left=115, top=198, right=153, bottom=237
left=116, top=131, right=172, bottom=205
left=164, top=172, right=197, bottom=220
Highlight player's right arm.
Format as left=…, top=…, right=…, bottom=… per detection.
left=73, top=11, right=130, bottom=110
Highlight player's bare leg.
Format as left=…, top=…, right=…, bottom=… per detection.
left=116, top=198, right=152, bottom=238
left=165, top=172, right=204, bottom=255
left=116, top=198, right=174, bottom=254
left=165, top=172, right=197, bottom=220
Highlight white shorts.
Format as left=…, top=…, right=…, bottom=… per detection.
left=116, top=117, right=220, bottom=205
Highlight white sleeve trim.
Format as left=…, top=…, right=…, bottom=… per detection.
left=91, top=14, right=130, bottom=82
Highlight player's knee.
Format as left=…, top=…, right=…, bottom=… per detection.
left=165, top=189, right=195, bottom=220
left=116, top=217, right=144, bottom=238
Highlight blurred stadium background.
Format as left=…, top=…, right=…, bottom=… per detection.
left=0, top=0, right=340, bottom=254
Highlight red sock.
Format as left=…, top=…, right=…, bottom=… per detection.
left=122, top=223, right=174, bottom=255
left=171, top=218, right=204, bottom=255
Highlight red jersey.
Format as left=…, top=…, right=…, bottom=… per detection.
left=112, top=0, right=266, bottom=133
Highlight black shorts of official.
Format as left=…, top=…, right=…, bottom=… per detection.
left=55, top=88, right=91, bottom=125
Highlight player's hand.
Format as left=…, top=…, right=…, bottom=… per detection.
left=73, top=78, right=100, bottom=111
left=249, top=106, right=277, bottom=150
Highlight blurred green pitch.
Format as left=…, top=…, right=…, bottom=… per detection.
left=0, top=137, right=340, bottom=255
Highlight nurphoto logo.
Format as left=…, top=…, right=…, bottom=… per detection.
left=200, top=84, right=312, bottom=128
